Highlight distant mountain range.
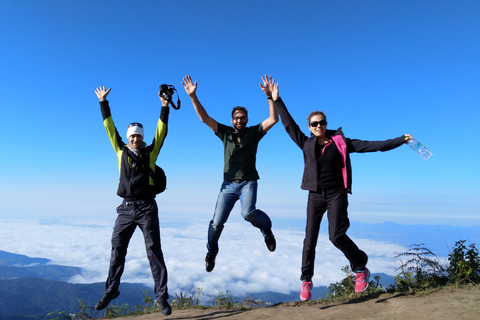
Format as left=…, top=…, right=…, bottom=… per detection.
left=0, top=251, right=81, bottom=282
left=0, top=277, right=152, bottom=320
left=349, top=222, right=480, bottom=257
left=0, top=250, right=395, bottom=320
left=0, top=251, right=153, bottom=320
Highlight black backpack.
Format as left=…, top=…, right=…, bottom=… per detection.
left=151, top=165, right=167, bottom=194
left=124, top=148, right=167, bottom=194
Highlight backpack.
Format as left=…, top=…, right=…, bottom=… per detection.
left=124, top=147, right=167, bottom=194
left=151, top=165, right=167, bottom=194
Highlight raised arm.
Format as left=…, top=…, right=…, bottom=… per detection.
left=95, top=86, right=111, bottom=102
left=259, top=74, right=279, bottom=133
left=150, top=87, right=171, bottom=158
left=95, top=86, right=125, bottom=154
left=182, top=75, right=218, bottom=133
left=272, top=84, right=308, bottom=150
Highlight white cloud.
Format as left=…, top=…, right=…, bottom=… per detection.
left=0, top=217, right=408, bottom=301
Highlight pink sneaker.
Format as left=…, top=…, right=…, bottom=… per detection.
left=355, top=267, right=370, bottom=293
left=300, top=281, right=313, bottom=301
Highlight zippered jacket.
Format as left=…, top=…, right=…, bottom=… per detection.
left=274, top=98, right=405, bottom=193
left=100, top=100, right=169, bottom=199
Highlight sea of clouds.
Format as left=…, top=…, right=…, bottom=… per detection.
left=0, top=214, right=407, bottom=302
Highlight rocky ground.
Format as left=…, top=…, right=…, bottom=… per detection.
left=122, top=285, right=479, bottom=320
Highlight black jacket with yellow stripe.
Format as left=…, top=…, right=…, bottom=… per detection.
left=100, top=100, right=169, bottom=200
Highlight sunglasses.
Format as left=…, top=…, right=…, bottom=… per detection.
left=128, top=122, right=143, bottom=128
left=309, top=120, right=327, bottom=127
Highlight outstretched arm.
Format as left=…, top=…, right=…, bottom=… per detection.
left=259, top=74, right=279, bottom=133
left=182, top=75, right=218, bottom=133
left=348, top=134, right=412, bottom=153
left=95, top=86, right=111, bottom=101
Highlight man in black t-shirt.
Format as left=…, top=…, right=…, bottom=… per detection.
left=182, top=75, right=279, bottom=272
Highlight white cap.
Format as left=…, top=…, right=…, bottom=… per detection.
left=126, top=122, right=144, bottom=139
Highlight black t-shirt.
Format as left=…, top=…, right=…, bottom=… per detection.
left=216, top=123, right=264, bottom=181
left=315, top=140, right=344, bottom=189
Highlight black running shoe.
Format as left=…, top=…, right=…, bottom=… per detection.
left=205, top=253, right=216, bottom=272
left=155, top=299, right=172, bottom=316
left=265, top=234, right=276, bottom=252
left=95, top=290, right=120, bottom=310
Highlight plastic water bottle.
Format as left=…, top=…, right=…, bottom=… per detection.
left=407, top=138, right=433, bottom=160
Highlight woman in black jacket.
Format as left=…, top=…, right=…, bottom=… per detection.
left=271, top=81, right=411, bottom=301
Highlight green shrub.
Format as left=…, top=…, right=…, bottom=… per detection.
left=393, top=243, right=448, bottom=292
left=171, top=288, right=202, bottom=309
left=213, top=290, right=236, bottom=308
left=324, top=265, right=384, bottom=301
left=448, top=240, right=480, bottom=284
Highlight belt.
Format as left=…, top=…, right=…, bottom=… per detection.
left=123, top=198, right=153, bottom=205
left=125, top=201, right=145, bottom=206
left=231, top=179, right=249, bottom=183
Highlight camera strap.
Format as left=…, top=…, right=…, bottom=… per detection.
left=170, top=92, right=181, bottom=110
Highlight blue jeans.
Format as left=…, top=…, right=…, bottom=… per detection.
left=207, top=180, right=272, bottom=256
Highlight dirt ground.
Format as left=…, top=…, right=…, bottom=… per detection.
left=124, top=286, right=480, bottom=320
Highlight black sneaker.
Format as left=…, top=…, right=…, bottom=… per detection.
left=205, top=253, right=216, bottom=272
left=155, top=299, right=172, bottom=316
left=95, top=290, right=120, bottom=310
left=265, top=234, right=276, bottom=252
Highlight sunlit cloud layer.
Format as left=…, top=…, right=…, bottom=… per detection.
left=0, top=218, right=407, bottom=301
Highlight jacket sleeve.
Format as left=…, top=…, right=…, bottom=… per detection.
left=150, top=106, right=170, bottom=162
left=100, top=101, right=125, bottom=165
left=274, top=97, right=308, bottom=149
left=347, top=136, right=406, bottom=153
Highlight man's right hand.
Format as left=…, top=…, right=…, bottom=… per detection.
left=181, top=75, right=197, bottom=97
left=95, top=86, right=111, bottom=101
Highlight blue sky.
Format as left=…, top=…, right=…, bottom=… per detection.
left=1, top=0, right=479, bottom=300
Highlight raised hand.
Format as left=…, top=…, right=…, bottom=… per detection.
left=95, top=86, right=111, bottom=102
left=272, top=82, right=279, bottom=101
left=182, top=75, right=197, bottom=96
left=259, top=74, right=276, bottom=97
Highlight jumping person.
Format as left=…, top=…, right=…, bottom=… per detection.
left=181, top=75, right=279, bottom=272
left=271, top=80, right=412, bottom=301
left=93, top=86, right=172, bottom=315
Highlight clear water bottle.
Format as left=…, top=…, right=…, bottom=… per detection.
left=407, top=138, right=433, bottom=160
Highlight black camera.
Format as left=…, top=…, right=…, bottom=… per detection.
left=159, top=84, right=181, bottom=110
left=159, top=84, right=174, bottom=102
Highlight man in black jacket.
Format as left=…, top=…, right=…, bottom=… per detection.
left=93, top=86, right=172, bottom=316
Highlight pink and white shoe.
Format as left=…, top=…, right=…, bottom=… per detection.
left=300, top=281, right=313, bottom=301
left=355, top=267, right=370, bottom=293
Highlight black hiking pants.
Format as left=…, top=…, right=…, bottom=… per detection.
left=104, top=198, right=169, bottom=302
left=300, top=186, right=368, bottom=282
